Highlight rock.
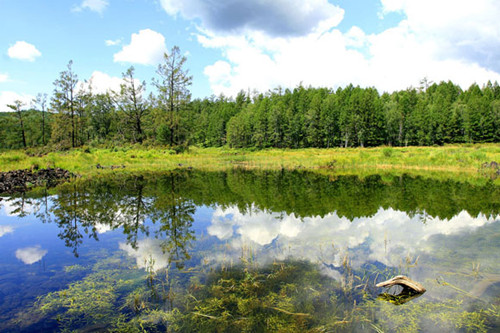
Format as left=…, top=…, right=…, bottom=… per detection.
left=0, top=168, right=73, bottom=194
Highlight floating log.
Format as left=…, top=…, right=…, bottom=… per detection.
left=376, top=275, right=426, bottom=293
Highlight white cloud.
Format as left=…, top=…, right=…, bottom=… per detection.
left=198, top=29, right=369, bottom=96
left=0, top=73, right=8, bottom=82
left=0, top=225, right=14, bottom=237
left=7, top=41, right=42, bottom=62
left=73, top=0, right=109, bottom=14
left=105, top=39, right=121, bottom=46
left=113, top=29, right=167, bottom=66
left=77, top=71, right=142, bottom=97
left=0, top=91, right=34, bottom=112
left=86, top=71, right=124, bottom=94
left=160, top=0, right=343, bottom=37
left=192, top=1, right=500, bottom=95
left=200, top=15, right=500, bottom=95
left=344, top=26, right=367, bottom=48
left=15, top=245, right=48, bottom=264
left=380, top=0, right=500, bottom=72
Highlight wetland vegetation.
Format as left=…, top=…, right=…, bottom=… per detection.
left=0, top=144, right=499, bottom=186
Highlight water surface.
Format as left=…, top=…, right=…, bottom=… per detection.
left=1, top=170, right=499, bottom=332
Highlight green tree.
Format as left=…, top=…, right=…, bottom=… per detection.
left=52, top=60, right=79, bottom=147
left=88, top=93, right=116, bottom=141
left=116, top=67, right=148, bottom=143
left=153, top=46, right=193, bottom=146
left=7, top=100, right=27, bottom=148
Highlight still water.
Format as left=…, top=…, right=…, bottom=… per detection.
left=0, top=170, right=499, bottom=332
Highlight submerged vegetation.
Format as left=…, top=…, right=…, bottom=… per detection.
left=9, top=251, right=500, bottom=332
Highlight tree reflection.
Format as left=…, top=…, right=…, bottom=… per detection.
left=51, top=184, right=98, bottom=257
left=150, top=174, right=195, bottom=269
left=21, top=174, right=196, bottom=267
left=7, top=170, right=500, bottom=260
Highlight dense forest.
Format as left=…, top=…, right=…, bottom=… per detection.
left=1, top=47, right=500, bottom=150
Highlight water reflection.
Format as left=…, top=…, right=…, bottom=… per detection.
left=206, top=206, right=498, bottom=269
left=15, top=246, right=47, bottom=265
left=1, top=170, right=499, bottom=332
left=0, top=225, right=14, bottom=237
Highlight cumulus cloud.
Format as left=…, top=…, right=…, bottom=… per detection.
left=380, top=0, right=500, bottom=72
left=160, top=0, right=344, bottom=36
left=0, top=225, right=14, bottom=237
left=15, top=245, right=48, bottom=264
left=73, top=0, right=109, bottom=14
left=86, top=71, right=124, bottom=94
left=7, top=41, right=42, bottom=62
left=0, top=73, right=8, bottom=82
left=200, top=22, right=500, bottom=96
left=113, top=29, right=167, bottom=66
left=192, top=1, right=500, bottom=96
left=119, top=239, right=169, bottom=271
left=0, top=91, right=34, bottom=112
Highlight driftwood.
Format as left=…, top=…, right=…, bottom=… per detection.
left=376, top=275, right=426, bottom=293
left=376, top=275, right=426, bottom=305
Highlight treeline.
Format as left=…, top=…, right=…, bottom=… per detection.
left=1, top=51, right=500, bottom=149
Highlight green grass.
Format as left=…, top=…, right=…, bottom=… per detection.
left=1, top=144, right=499, bottom=184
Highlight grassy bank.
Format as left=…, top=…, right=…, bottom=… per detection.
left=1, top=144, right=499, bottom=184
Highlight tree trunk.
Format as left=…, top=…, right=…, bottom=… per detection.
left=42, top=110, right=45, bottom=145
left=20, top=117, right=27, bottom=148
left=71, top=108, right=75, bottom=147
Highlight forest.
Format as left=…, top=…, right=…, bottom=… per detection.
left=1, top=46, right=500, bottom=150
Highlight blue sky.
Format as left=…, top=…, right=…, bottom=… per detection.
left=1, top=0, right=500, bottom=111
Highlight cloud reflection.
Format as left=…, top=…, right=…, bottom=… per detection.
left=0, top=225, right=14, bottom=237
left=15, top=245, right=48, bottom=264
left=119, top=239, right=169, bottom=271
left=207, top=205, right=499, bottom=269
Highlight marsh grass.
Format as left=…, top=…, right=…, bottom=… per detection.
left=1, top=144, right=499, bottom=184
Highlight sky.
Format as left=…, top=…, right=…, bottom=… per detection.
left=1, top=0, right=500, bottom=111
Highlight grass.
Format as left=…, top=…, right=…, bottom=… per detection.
left=0, top=144, right=499, bottom=184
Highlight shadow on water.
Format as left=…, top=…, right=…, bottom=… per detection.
left=0, top=170, right=499, bottom=332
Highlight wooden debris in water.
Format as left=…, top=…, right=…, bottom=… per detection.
left=376, top=275, right=426, bottom=305
left=376, top=275, right=426, bottom=293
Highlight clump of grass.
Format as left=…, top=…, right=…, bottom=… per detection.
left=382, top=147, right=393, bottom=158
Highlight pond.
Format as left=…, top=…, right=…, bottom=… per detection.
left=0, top=170, right=499, bottom=332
